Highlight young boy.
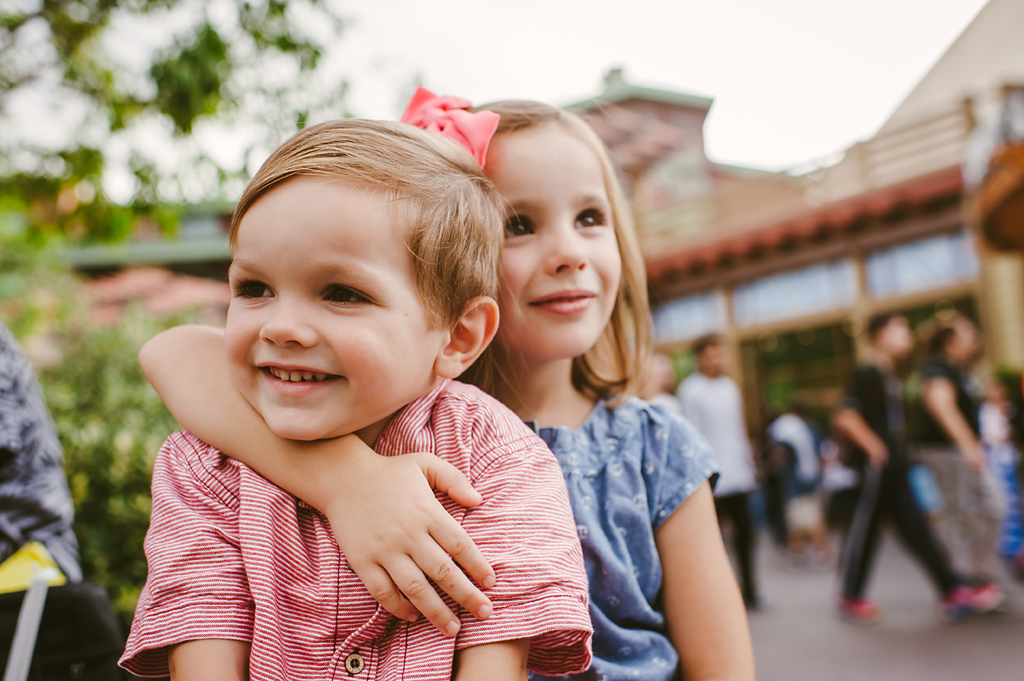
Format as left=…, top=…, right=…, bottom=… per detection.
left=118, top=119, right=592, bottom=680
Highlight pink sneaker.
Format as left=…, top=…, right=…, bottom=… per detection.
left=939, top=583, right=1006, bottom=621
left=835, top=595, right=883, bottom=624
left=963, top=582, right=1007, bottom=614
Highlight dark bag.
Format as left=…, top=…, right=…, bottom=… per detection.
left=0, top=581, right=125, bottom=680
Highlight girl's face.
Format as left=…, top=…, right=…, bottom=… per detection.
left=485, top=123, right=622, bottom=364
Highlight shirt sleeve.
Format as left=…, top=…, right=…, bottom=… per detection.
left=922, top=360, right=955, bottom=384
left=838, top=367, right=872, bottom=415
left=119, top=431, right=255, bottom=678
left=642, top=403, right=721, bottom=530
left=451, top=433, right=592, bottom=676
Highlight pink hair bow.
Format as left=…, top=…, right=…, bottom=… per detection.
left=401, top=86, right=500, bottom=168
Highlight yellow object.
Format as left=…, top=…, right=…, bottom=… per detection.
left=0, top=542, right=67, bottom=594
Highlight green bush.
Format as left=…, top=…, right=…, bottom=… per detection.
left=41, top=309, right=185, bottom=624
left=2, top=239, right=192, bottom=627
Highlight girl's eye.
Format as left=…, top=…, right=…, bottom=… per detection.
left=234, top=281, right=271, bottom=299
left=504, top=215, right=534, bottom=238
left=575, top=209, right=606, bottom=229
left=325, top=285, right=368, bottom=304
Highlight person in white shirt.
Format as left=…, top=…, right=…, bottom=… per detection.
left=678, top=335, right=761, bottom=608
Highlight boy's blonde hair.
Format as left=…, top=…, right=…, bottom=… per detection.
left=230, top=119, right=504, bottom=330
left=465, top=100, right=652, bottom=402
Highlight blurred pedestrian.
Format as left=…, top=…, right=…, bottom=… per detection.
left=833, top=312, right=1002, bottom=624
left=641, top=352, right=683, bottom=414
left=768, top=403, right=833, bottom=567
left=758, top=407, right=790, bottom=553
left=819, top=436, right=861, bottom=531
left=0, top=320, right=81, bottom=581
left=917, top=314, right=1006, bottom=584
left=980, top=379, right=1024, bottom=579
left=678, top=335, right=762, bottom=609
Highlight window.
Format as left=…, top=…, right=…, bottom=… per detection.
left=866, top=231, right=978, bottom=298
left=653, top=290, right=726, bottom=343
left=732, top=260, right=858, bottom=327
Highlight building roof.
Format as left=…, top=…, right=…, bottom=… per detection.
left=80, top=267, right=230, bottom=323
left=567, top=68, right=714, bottom=112
left=879, top=0, right=1024, bottom=135
left=646, top=166, right=964, bottom=284
left=64, top=236, right=231, bottom=269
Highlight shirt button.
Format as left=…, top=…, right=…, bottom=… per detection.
left=345, top=652, right=364, bottom=675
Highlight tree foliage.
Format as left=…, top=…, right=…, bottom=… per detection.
left=1, top=0, right=348, bottom=243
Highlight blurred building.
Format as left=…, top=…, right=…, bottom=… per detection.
left=576, top=0, right=1024, bottom=431
left=64, top=203, right=232, bottom=323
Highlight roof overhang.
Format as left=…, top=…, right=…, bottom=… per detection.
left=647, top=165, right=964, bottom=286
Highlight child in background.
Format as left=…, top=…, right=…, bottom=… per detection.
left=980, top=379, right=1024, bottom=579
left=119, top=118, right=592, bottom=680
left=142, top=92, right=755, bottom=681
left=767, top=405, right=833, bottom=567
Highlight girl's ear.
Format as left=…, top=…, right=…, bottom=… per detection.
left=434, top=297, right=500, bottom=379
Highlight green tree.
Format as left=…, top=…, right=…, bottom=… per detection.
left=1, top=0, right=348, bottom=243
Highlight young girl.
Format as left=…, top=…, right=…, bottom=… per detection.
left=142, top=94, right=754, bottom=680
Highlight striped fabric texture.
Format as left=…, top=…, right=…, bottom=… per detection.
left=120, top=380, right=592, bottom=679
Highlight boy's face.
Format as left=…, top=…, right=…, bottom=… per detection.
left=225, top=176, right=449, bottom=444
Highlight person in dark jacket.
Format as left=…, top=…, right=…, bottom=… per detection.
left=0, top=320, right=81, bottom=581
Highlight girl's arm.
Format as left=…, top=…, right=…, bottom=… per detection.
left=168, top=639, right=250, bottom=681
left=140, top=324, right=496, bottom=636
left=452, top=640, right=529, bottom=681
left=655, top=482, right=755, bottom=681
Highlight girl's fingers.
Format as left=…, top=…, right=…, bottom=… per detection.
left=429, top=514, right=497, bottom=593
left=414, top=529, right=494, bottom=620
left=351, top=562, right=421, bottom=624
left=410, top=451, right=483, bottom=508
left=386, top=556, right=466, bottom=637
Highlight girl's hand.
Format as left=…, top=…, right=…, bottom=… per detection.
left=323, top=447, right=497, bottom=636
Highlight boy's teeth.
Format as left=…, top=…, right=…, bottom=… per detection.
left=269, top=367, right=329, bottom=382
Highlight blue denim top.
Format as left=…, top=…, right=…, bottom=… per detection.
left=528, top=399, right=719, bottom=681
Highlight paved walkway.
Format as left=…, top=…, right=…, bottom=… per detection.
left=748, top=535, right=1024, bottom=680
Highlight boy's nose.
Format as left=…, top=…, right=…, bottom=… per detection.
left=259, top=304, right=318, bottom=347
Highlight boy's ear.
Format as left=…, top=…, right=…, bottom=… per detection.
left=434, top=297, right=500, bottom=380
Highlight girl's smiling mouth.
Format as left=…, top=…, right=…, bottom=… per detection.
left=529, top=290, right=596, bottom=316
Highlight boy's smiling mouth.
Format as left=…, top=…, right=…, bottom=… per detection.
left=264, top=366, right=336, bottom=383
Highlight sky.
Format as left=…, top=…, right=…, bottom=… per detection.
left=3, top=0, right=994, bottom=203
left=327, top=0, right=991, bottom=171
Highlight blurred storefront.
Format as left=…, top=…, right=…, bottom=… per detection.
left=578, top=0, right=1024, bottom=432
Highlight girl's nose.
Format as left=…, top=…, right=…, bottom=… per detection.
left=259, top=303, right=318, bottom=347
left=546, top=226, right=588, bottom=275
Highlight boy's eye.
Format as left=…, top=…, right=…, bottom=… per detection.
left=234, top=281, right=272, bottom=299
left=575, top=209, right=606, bottom=229
left=504, top=215, right=534, bottom=238
left=325, top=285, right=368, bottom=304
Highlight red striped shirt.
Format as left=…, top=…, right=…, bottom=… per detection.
left=120, top=380, right=592, bottom=679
